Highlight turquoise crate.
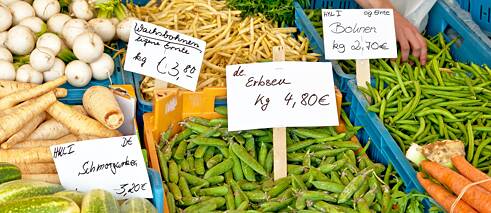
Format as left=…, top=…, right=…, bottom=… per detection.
left=147, top=168, right=164, bottom=213
left=456, top=0, right=491, bottom=36
left=294, top=0, right=491, bottom=80
left=59, top=48, right=133, bottom=105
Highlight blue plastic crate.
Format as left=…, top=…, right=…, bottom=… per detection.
left=147, top=168, right=164, bottom=213
left=294, top=0, right=491, bottom=81
left=456, top=0, right=491, bottom=36
left=59, top=48, right=133, bottom=105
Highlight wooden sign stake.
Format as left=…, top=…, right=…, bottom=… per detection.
left=356, top=59, right=371, bottom=103
left=272, top=46, right=287, bottom=180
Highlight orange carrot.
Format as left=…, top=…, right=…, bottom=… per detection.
left=0, top=147, right=53, bottom=163
left=22, top=174, right=60, bottom=184
left=0, top=81, right=67, bottom=98
left=83, top=86, right=124, bottom=129
left=452, top=155, right=491, bottom=193
left=0, top=91, right=57, bottom=142
left=47, top=101, right=122, bottom=138
left=417, top=172, right=478, bottom=213
left=421, top=160, right=491, bottom=213
left=1, top=112, right=46, bottom=149
left=0, top=76, right=67, bottom=110
left=15, top=163, right=57, bottom=174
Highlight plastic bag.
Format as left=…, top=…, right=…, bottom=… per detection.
left=391, top=0, right=437, bottom=32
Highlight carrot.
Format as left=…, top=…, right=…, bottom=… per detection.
left=1, top=112, right=46, bottom=149
left=22, top=174, right=60, bottom=184
left=83, top=86, right=124, bottom=129
left=452, top=155, right=491, bottom=193
left=0, top=91, right=57, bottom=142
left=0, top=81, right=67, bottom=98
left=15, top=163, right=57, bottom=174
left=47, top=101, right=122, bottom=138
left=0, top=147, right=53, bottom=163
left=417, top=172, right=478, bottom=213
left=0, top=76, right=67, bottom=110
left=421, top=160, right=491, bottom=213
left=13, top=134, right=99, bottom=149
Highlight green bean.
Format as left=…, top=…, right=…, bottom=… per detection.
left=473, top=138, right=491, bottom=166
left=467, top=121, right=475, bottom=161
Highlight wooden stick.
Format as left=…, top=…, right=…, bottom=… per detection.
left=356, top=59, right=371, bottom=103
left=272, top=46, right=287, bottom=180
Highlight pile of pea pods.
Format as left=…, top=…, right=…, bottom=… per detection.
left=156, top=107, right=430, bottom=212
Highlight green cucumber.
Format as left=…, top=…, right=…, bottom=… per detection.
left=120, top=198, right=157, bottom=213
left=54, top=190, right=85, bottom=207
left=81, top=189, right=119, bottom=213
left=0, top=180, right=64, bottom=204
left=0, top=195, right=79, bottom=213
left=0, top=163, right=21, bottom=184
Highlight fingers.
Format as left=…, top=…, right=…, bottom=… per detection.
left=396, top=30, right=410, bottom=63
left=416, top=34, right=428, bottom=65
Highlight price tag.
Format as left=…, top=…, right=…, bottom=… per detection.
left=226, top=62, right=339, bottom=131
left=50, top=135, right=153, bottom=199
left=322, top=9, right=397, bottom=59
left=124, top=20, right=206, bottom=91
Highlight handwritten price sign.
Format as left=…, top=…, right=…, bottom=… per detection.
left=124, top=20, right=206, bottom=91
left=50, top=135, right=153, bottom=199
left=322, top=9, right=397, bottom=59
left=226, top=62, right=339, bottom=131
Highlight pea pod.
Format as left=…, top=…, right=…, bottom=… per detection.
left=169, top=160, right=179, bottom=184
left=179, top=176, right=192, bottom=198
left=206, top=154, right=223, bottom=169
left=180, top=171, right=209, bottom=186
left=260, top=197, right=294, bottom=212
left=231, top=143, right=268, bottom=176
left=174, top=140, right=188, bottom=160
left=205, top=175, right=225, bottom=185
left=204, top=158, right=234, bottom=179
left=338, top=170, right=370, bottom=203
left=229, top=145, right=244, bottom=181
left=198, top=185, right=229, bottom=197
left=191, top=137, right=227, bottom=147
left=169, top=182, right=182, bottom=200
left=302, top=191, right=336, bottom=202
left=319, top=158, right=346, bottom=173
left=183, top=197, right=226, bottom=212
left=245, top=190, right=268, bottom=202
left=195, top=158, right=205, bottom=175
left=267, top=177, right=291, bottom=198
left=311, top=180, right=345, bottom=193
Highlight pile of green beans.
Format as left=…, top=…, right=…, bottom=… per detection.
left=156, top=106, right=430, bottom=212
left=351, top=33, right=491, bottom=174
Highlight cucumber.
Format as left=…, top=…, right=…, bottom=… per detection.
left=54, top=190, right=85, bottom=207
left=0, top=180, right=64, bottom=204
left=0, top=195, right=80, bottom=213
left=0, top=163, right=21, bottom=184
left=81, top=189, right=119, bottom=213
left=121, top=198, right=157, bottom=213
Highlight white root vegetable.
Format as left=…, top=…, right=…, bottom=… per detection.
left=0, top=47, right=12, bottom=62
left=0, top=5, right=12, bottom=32
left=69, top=0, right=93, bottom=20
left=30, top=47, right=55, bottom=72
left=72, top=32, right=103, bottom=63
left=65, top=60, right=92, bottom=87
left=43, top=57, right=64, bottom=82
left=29, top=70, right=43, bottom=83
left=0, top=32, right=7, bottom=47
left=0, top=60, right=15, bottom=80
left=27, top=118, right=69, bottom=140
left=18, top=16, right=47, bottom=36
left=36, top=33, right=61, bottom=55
left=90, top=53, right=113, bottom=80
left=116, top=17, right=138, bottom=42
left=110, top=17, right=118, bottom=26
left=15, top=64, right=32, bottom=82
left=88, top=18, right=115, bottom=42
left=8, top=1, right=34, bottom=25
left=32, top=0, right=60, bottom=21
left=0, top=0, right=18, bottom=5
left=61, top=18, right=90, bottom=48
left=47, top=13, right=70, bottom=35
left=6, top=25, right=35, bottom=55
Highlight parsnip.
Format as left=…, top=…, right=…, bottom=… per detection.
left=15, top=162, right=57, bottom=174
left=83, top=86, right=124, bottom=129
left=1, top=112, right=46, bottom=149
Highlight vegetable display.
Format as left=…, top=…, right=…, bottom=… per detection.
left=0, top=77, right=124, bottom=183
left=0, top=179, right=158, bottom=212
left=156, top=106, right=432, bottom=212
left=0, top=0, right=139, bottom=87
left=126, top=0, right=318, bottom=97
left=342, top=34, right=491, bottom=175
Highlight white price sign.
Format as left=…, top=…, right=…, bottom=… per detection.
left=124, top=20, right=206, bottom=91
left=226, top=62, right=339, bottom=131
left=322, top=9, right=397, bottom=59
left=50, top=135, right=153, bottom=199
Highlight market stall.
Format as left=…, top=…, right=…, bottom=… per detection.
left=0, top=0, right=490, bottom=212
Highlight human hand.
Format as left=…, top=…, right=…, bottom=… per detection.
left=394, top=11, right=427, bottom=65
